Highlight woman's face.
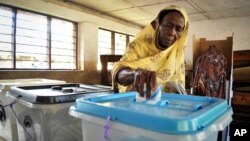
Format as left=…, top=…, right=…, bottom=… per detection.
left=158, top=12, right=185, bottom=48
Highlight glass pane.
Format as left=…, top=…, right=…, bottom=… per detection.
left=0, top=7, right=78, bottom=70
left=0, top=6, right=14, bottom=69
left=51, top=34, right=76, bottom=44
left=16, top=44, right=48, bottom=54
left=17, top=10, right=47, bottom=31
left=99, top=35, right=111, bottom=43
left=16, top=28, right=47, bottom=39
left=98, top=30, right=112, bottom=55
left=98, top=29, right=111, bottom=49
left=16, top=53, right=48, bottom=61
left=107, top=62, right=114, bottom=70
left=0, top=52, right=13, bottom=60
left=115, top=49, right=125, bottom=55
left=16, top=60, right=49, bottom=69
left=0, top=25, right=12, bottom=34
left=98, top=48, right=111, bottom=55
left=51, top=18, right=76, bottom=37
left=99, top=29, right=111, bottom=38
left=51, top=48, right=75, bottom=57
left=16, top=36, right=47, bottom=46
left=0, top=60, right=13, bottom=68
left=98, top=31, right=112, bottom=52
left=51, top=55, right=75, bottom=63
left=0, top=6, right=13, bottom=17
left=51, top=41, right=76, bottom=49
left=17, top=20, right=47, bottom=32
left=115, top=33, right=126, bottom=54
left=98, top=41, right=111, bottom=48
left=0, top=42, right=13, bottom=51
left=51, top=18, right=77, bottom=69
left=0, top=34, right=12, bottom=42
left=97, top=29, right=112, bottom=70
left=0, top=16, right=12, bottom=25
left=115, top=33, right=126, bottom=49
left=129, top=35, right=135, bottom=42
left=15, top=10, right=49, bottom=69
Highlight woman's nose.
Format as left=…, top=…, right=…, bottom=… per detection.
left=167, top=27, right=176, bottom=36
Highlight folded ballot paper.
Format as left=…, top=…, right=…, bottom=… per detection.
left=135, top=85, right=162, bottom=104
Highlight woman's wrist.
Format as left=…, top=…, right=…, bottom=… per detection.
left=116, top=68, right=135, bottom=86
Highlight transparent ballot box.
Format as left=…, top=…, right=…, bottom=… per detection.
left=8, top=83, right=113, bottom=141
left=70, top=92, right=233, bottom=141
left=0, top=79, right=65, bottom=141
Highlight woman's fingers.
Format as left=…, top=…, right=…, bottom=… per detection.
left=151, top=71, right=157, bottom=91
left=138, top=70, right=146, bottom=97
left=146, top=71, right=152, bottom=99
left=134, top=69, right=157, bottom=98
left=134, top=71, right=141, bottom=94
left=146, top=71, right=157, bottom=99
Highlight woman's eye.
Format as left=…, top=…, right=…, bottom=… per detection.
left=176, top=28, right=183, bottom=33
left=161, top=23, right=183, bottom=34
left=163, top=23, right=172, bottom=28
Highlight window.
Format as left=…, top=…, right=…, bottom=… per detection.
left=0, top=6, right=13, bottom=68
left=98, top=29, right=112, bottom=56
left=51, top=18, right=77, bottom=69
left=16, top=10, right=48, bottom=69
left=0, top=5, right=77, bottom=70
left=129, top=35, right=135, bottom=43
left=97, top=28, right=134, bottom=70
left=115, top=33, right=126, bottom=55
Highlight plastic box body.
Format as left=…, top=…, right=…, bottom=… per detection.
left=0, top=79, right=65, bottom=141
left=7, top=83, right=112, bottom=141
left=70, top=92, right=233, bottom=141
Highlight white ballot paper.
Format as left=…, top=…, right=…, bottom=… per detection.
left=136, top=85, right=162, bottom=104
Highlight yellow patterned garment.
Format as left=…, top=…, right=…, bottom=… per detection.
left=112, top=5, right=189, bottom=93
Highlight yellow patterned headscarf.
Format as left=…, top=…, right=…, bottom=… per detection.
left=112, top=5, right=189, bottom=93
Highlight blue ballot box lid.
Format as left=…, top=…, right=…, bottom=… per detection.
left=73, top=92, right=232, bottom=134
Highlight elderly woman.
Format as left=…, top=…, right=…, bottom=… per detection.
left=112, top=5, right=189, bottom=99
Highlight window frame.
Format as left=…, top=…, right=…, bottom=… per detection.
left=99, top=28, right=134, bottom=55
left=0, top=4, right=78, bottom=70
left=97, top=28, right=134, bottom=70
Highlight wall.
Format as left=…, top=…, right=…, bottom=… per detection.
left=1, top=0, right=250, bottom=83
left=0, top=70, right=99, bottom=84
left=0, top=0, right=141, bottom=83
left=185, top=16, right=250, bottom=65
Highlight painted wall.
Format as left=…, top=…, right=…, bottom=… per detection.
left=1, top=0, right=250, bottom=84
left=0, top=70, right=99, bottom=84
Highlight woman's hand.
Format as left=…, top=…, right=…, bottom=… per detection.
left=116, top=68, right=157, bottom=99
left=133, top=69, right=157, bottom=99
